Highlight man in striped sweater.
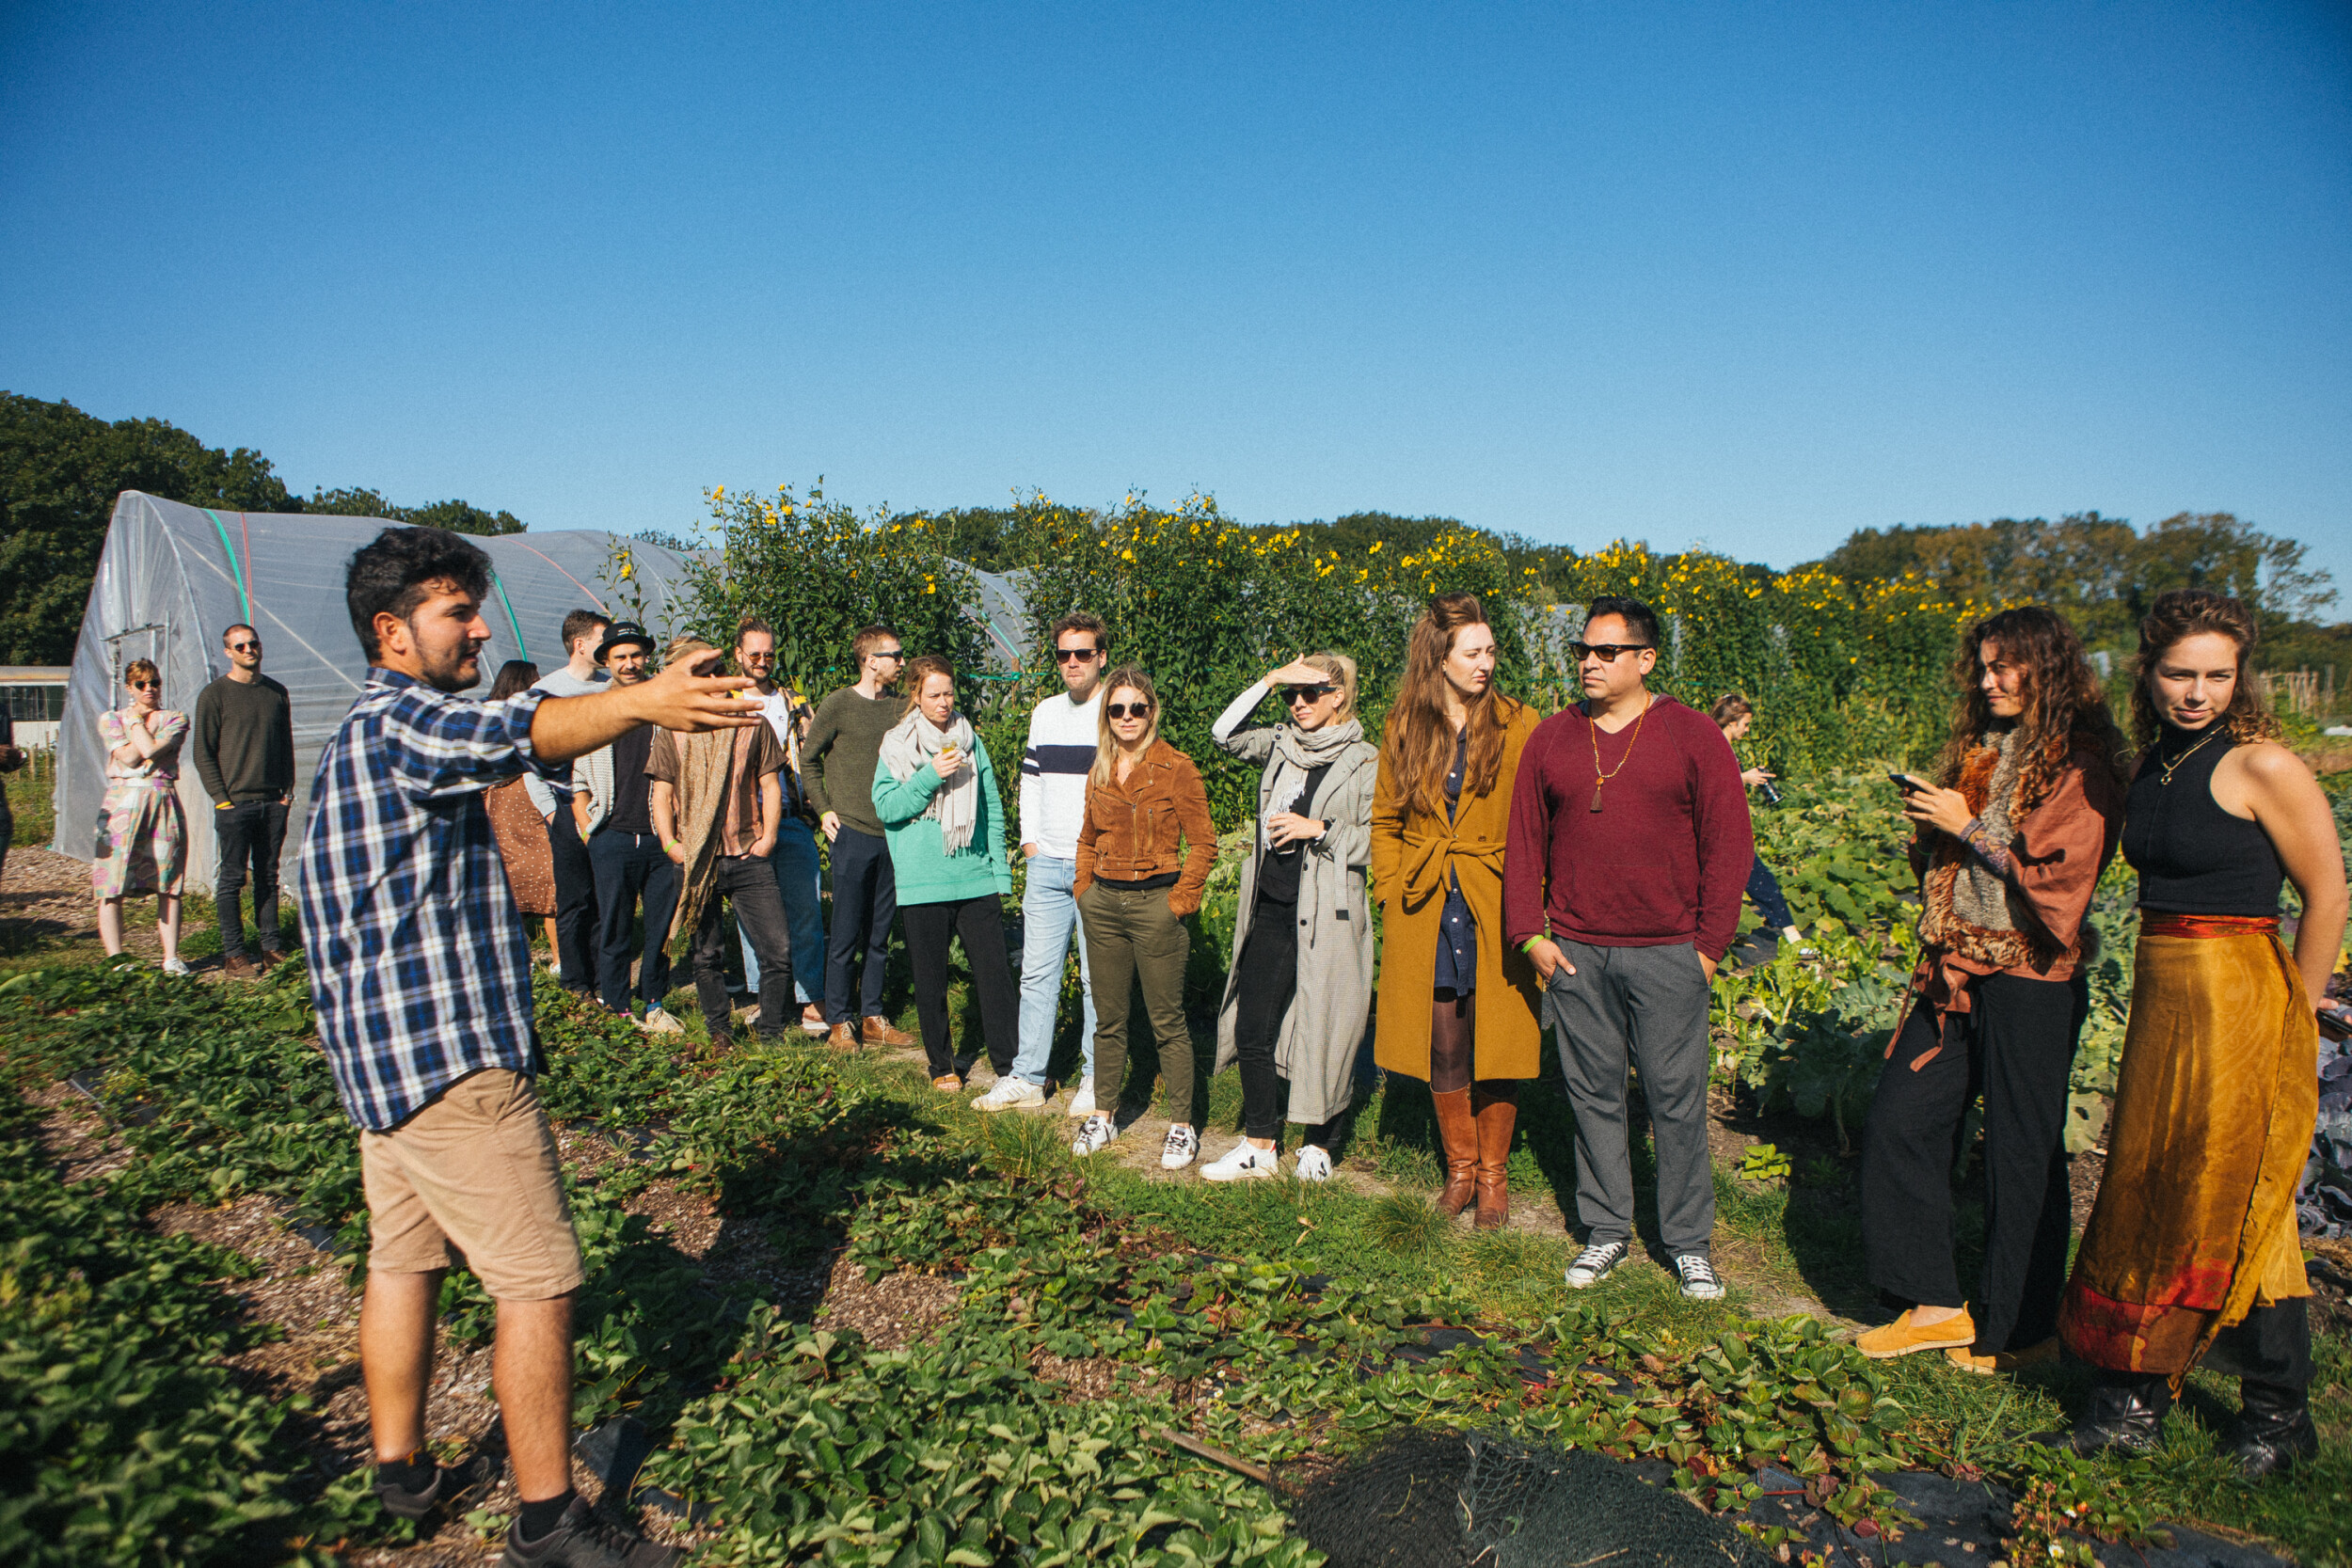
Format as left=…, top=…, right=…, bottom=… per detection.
left=975, top=612, right=1108, bottom=1113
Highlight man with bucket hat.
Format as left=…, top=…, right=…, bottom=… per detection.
left=573, top=621, right=687, bottom=1031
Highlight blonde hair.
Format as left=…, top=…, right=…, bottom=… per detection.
left=663, top=634, right=710, bottom=667
left=123, top=658, right=160, bottom=689
left=1090, top=666, right=1162, bottom=789
left=1301, top=651, right=1359, bottom=721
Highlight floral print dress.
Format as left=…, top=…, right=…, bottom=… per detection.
left=91, top=708, right=188, bottom=898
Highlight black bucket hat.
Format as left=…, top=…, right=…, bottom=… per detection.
left=595, top=621, right=655, bottom=660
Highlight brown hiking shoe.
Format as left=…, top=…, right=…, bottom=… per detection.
left=221, top=953, right=262, bottom=980
left=825, top=1022, right=860, bottom=1051
left=862, top=1015, right=914, bottom=1047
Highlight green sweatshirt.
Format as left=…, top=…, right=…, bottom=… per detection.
left=805, top=689, right=899, bottom=837
left=870, top=738, right=1012, bottom=905
left=193, top=674, right=294, bottom=805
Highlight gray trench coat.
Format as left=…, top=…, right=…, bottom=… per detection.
left=1212, top=727, right=1379, bottom=1127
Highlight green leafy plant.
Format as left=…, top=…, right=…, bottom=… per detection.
left=1739, top=1144, right=1794, bottom=1183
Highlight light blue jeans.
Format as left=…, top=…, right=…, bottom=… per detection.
left=741, top=817, right=825, bottom=1006
left=1012, top=854, right=1096, bottom=1086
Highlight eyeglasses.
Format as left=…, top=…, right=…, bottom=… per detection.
left=130, top=680, right=159, bottom=691
left=739, top=648, right=772, bottom=661
left=228, top=641, right=259, bottom=653
left=1054, top=646, right=1104, bottom=663
left=1284, top=685, right=1335, bottom=704
left=1105, top=701, right=1152, bottom=720
left=1569, top=641, right=1652, bottom=663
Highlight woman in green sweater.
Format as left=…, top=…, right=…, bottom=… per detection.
left=873, top=655, right=1020, bottom=1091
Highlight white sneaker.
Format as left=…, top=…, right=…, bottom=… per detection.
left=546, top=958, right=562, bottom=980
left=799, top=1005, right=828, bottom=1037
left=1071, top=1114, right=1120, bottom=1157
left=1565, top=1240, right=1630, bottom=1289
left=1294, top=1146, right=1333, bottom=1182
left=1065, top=1078, right=1096, bottom=1117
left=161, top=957, right=192, bottom=977
left=1675, top=1253, right=1725, bottom=1301
left=639, top=1006, right=685, bottom=1035
left=1160, top=1124, right=1200, bottom=1171
left=1200, top=1139, right=1280, bottom=1182
left=974, top=1078, right=1047, bottom=1113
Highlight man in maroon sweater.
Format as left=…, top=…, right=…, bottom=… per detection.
left=1505, top=595, right=1753, bottom=1300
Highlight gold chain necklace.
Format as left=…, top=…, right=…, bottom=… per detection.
left=2156, top=725, right=2224, bottom=786
left=1586, top=696, right=1652, bottom=813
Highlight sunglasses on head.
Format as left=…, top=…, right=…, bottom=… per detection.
left=1105, top=701, right=1152, bottom=720
left=1570, top=641, right=1652, bottom=663
left=1054, top=645, right=1104, bottom=663
left=1284, top=685, right=1334, bottom=704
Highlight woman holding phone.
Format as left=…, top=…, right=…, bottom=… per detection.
left=1855, top=607, right=2126, bottom=1374
left=2045, top=590, right=2345, bottom=1478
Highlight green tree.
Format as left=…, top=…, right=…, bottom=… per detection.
left=308, top=485, right=527, bottom=536
left=0, top=392, right=299, bottom=663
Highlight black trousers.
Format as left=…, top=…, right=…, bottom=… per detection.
left=902, top=895, right=1018, bottom=1079
left=2204, top=1296, right=2316, bottom=1396
left=691, top=855, right=793, bottom=1044
left=825, top=827, right=897, bottom=1024
left=213, top=800, right=288, bottom=958
left=589, top=830, right=680, bottom=1013
left=1234, top=898, right=1299, bottom=1140
left=547, top=807, right=599, bottom=994
left=1860, top=970, right=2086, bottom=1354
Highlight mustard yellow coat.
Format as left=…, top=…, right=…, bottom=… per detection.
left=1371, top=700, right=1545, bottom=1081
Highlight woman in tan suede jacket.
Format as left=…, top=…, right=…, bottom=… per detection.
left=1071, top=666, right=1218, bottom=1168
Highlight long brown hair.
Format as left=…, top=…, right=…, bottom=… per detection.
left=488, top=659, right=541, bottom=702
left=1931, top=605, right=2126, bottom=808
left=1379, top=593, right=1523, bottom=817
left=2128, top=588, right=2281, bottom=752
left=1090, top=665, right=1162, bottom=789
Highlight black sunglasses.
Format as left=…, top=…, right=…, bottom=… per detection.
left=228, top=641, right=259, bottom=653
left=1105, top=701, right=1152, bottom=720
left=1569, top=641, right=1652, bottom=663
left=869, top=648, right=905, bottom=661
left=1054, top=646, right=1104, bottom=663
left=1284, top=685, right=1335, bottom=704
left=130, top=679, right=160, bottom=690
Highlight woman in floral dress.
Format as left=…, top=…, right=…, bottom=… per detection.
left=92, top=657, right=190, bottom=974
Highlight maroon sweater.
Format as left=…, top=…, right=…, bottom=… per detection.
left=1503, top=694, right=1755, bottom=961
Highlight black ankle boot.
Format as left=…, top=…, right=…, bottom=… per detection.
left=2032, top=1372, right=2170, bottom=1457
left=2226, top=1380, right=2317, bottom=1481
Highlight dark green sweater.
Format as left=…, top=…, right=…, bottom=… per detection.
left=804, top=689, right=899, bottom=838
left=193, top=674, right=294, bottom=804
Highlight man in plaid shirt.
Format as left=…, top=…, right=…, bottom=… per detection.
left=299, top=528, right=755, bottom=1567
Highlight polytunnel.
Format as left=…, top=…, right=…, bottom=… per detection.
left=56, top=492, right=1033, bottom=891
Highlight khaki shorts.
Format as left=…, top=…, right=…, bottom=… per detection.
left=359, top=1069, right=584, bottom=1301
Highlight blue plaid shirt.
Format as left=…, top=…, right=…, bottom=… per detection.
left=296, top=669, right=570, bottom=1131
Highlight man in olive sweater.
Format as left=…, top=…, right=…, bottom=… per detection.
left=194, top=623, right=296, bottom=977
left=804, top=624, right=914, bottom=1050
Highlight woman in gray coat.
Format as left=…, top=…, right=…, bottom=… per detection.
left=1203, top=652, right=1378, bottom=1182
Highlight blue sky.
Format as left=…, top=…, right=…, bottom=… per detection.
left=4, top=3, right=2348, bottom=600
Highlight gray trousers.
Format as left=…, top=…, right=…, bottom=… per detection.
left=1545, top=939, right=1716, bottom=1259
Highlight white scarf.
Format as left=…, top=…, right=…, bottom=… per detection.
left=879, top=706, right=980, bottom=854
left=1263, top=717, right=1363, bottom=850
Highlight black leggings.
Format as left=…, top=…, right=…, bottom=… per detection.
left=1233, top=901, right=1343, bottom=1146
left=1430, top=989, right=1474, bottom=1093
left=902, top=895, right=1019, bottom=1080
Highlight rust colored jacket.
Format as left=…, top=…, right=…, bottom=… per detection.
left=1371, top=699, right=1546, bottom=1081
left=1073, top=738, right=1218, bottom=915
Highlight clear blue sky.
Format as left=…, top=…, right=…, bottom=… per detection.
left=5, top=3, right=2348, bottom=601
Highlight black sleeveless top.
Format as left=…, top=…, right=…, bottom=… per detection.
left=2120, top=725, right=2283, bottom=917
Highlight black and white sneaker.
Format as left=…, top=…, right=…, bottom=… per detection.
left=1160, top=1124, right=1200, bottom=1170
left=374, top=1448, right=501, bottom=1521
left=1071, top=1113, right=1120, bottom=1157
left=1675, top=1253, right=1725, bottom=1300
left=1564, top=1240, right=1630, bottom=1289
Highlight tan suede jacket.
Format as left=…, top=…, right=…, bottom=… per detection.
left=1073, top=738, right=1218, bottom=914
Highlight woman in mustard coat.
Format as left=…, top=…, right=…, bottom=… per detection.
left=1372, top=592, right=1545, bottom=1227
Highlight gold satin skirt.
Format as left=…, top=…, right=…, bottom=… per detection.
left=2058, top=919, right=2316, bottom=1376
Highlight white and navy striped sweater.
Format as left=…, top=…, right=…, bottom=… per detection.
left=1018, top=689, right=1102, bottom=860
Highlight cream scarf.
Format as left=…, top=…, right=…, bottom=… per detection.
left=878, top=707, right=979, bottom=853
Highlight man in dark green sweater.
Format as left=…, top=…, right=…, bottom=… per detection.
left=805, top=624, right=914, bottom=1050
left=194, top=623, right=295, bottom=977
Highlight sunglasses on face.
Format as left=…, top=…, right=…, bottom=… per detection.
left=869, top=649, right=904, bottom=662
left=1054, top=646, right=1104, bottom=663
left=1284, top=685, right=1334, bottom=704
left=1570, top=641, right=1652, bottom=663
left=229, top=641, right=259, bottom=653
left=1105, top=701, right=1152, bottom=720
left=131, top=680, right=159, bottom=691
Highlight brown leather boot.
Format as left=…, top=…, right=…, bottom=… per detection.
left=1470, top=1081, right=1518, bottom=1230
left=1431, top=1087, right=1477, bottom=1216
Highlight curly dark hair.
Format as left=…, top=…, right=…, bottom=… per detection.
left=1931, top=605, right=2128, bottom=808
left=345, top=527, right=492, bottom=660
left=2127, top=588, right=2282, bottom=751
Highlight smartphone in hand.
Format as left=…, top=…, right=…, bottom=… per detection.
left=1887, top=771, right=1927, bottom=795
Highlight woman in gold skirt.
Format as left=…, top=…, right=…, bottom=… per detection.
left=2046, top=589, right=2347, bottom=1479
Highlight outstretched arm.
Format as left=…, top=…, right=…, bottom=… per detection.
left=529, top=652, right=761, bottom=763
